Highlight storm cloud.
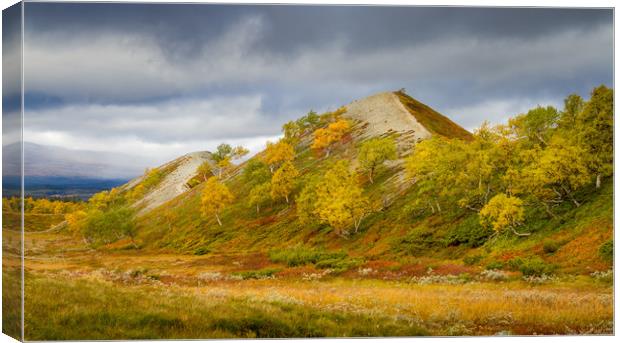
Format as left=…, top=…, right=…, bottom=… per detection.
left=20, top=3, right=613, bottom=168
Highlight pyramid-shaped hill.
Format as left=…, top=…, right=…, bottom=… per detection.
left=394, top=90, right=472, bottom=140
left=124, top=90, right=472, bottom=219
left=122, top=151, right=214, bottom=216
left=344, top=90, right=472, bottom=141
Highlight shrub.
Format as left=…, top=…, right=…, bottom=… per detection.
left=591, top=270, right=613, bottom=284
left=523, top=274, right=556, bottom=284
left=396, top=226, right=442, bottom=256
left=480, top=269, right=508, bottom=281
left=232, top=268, right=281, bottom=280
left=444, top=215, right=494, bottom=248
left=82, top=206, right=136, bottom=246
left=543, top=241, right=560, bottom=254
left=463, top=255, right=483, bottom=266
left=268, top=246, right=346, bottom=267
left=194, top=247, right=210, bottom=255
left=315, top=258, right=362, bottom=272
left=506, top=257, right=524, bottom=271
left=485, top=261, right=504, bottom=270
left=518, top=257, right=556, bottom=277
left=410, top=274, right=470, bottom=285
left=599, top=239, right=613, bottom=262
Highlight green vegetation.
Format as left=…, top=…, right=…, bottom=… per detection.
left=517, top=257, right=557, bottom=277
left=396, top=90, right=472, bottom=140
left=232, top=268, right=281, bottom=280
left=599, top=239, right=613, bottom=262
left=211, top=143, right=249, bottom=178
left=82, top=206, right=136, bottom=247
left=358, top=137, right=397, bottom=183
left=268, top=246, right=347, bottom=267
left=543, top=240, right=560, bottom=254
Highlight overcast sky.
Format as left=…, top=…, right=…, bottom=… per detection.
left=15, top=3, right=614, bottom=168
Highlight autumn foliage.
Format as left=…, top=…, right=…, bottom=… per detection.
left=311, top=119, right=352, bottom=157
left=201, top=177, right=234, bottom=226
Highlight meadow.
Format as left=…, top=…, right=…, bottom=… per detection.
left=2, top=212, right=614, bottom=339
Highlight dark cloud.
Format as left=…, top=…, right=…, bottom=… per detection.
left=24, top=4, right=611, bottom=54
left=15, top=2, right=613, bottom=166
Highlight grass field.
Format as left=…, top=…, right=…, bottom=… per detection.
left=1, top=218, right=613, bottom=339
left=4, top=266, right=612, bottom=339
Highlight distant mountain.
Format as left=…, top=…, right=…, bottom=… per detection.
left=2, top=142, right=147, bottom=179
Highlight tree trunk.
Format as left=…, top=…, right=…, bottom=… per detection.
left=256, top=204, right=260, bottom=214
left=369, top=169, right=374, bottom=184
left=285, top=195, right=289, bottom=204
left=542, top=202, right=558, bottom=219
left=435, top=201, right=442, bottom=213
left=535, top=132, right=547, bottom=146
left=510, top=227, right=531, bottom=237
left=354, top=218, right=362, bottom=233
left=561, top=185, right=580, bottom=207
left=215, top=213, right=222, bottom=226
left=596, top=173, right=601, bottom=189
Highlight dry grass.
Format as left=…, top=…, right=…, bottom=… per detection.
left=184, top=278, right=612, bottom=335
left=7, top=206, right=614, bottom=338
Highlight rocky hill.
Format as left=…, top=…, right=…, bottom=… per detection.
left=123, top=90, right=467, bottom=251
left=123, top=151, right=213, bottom=215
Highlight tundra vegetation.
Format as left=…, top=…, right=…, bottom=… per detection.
left=2, top=87, right=613, bottom=339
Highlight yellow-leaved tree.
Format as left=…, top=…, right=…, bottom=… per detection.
left=358, top=137, right=397, bottom=183
left=314, top=161, right=370, bottom=235
left=574, top=85, right=613, bottom=188
left=126, top=184, right=145, bottom=202
left=248, top=182, right=271, bottom=214
left=479, top=194, right=528, bottom=236
left=281, top=120, right=302, bottom=145
left=296, top=177, right=319, bottom=225
left=211, top=143, right=249, bottom=178
left=263, top=141, right=295, bottom=173
left=65, top=210, right=88, bottom=236
left=200, top=177, right=234, bottom=226
left=270, top=161, right=299, bottom=204
left=311, top=119, right=351, bottom=157
left=196, top=161, right=214, bottom=182
left=520, top=136, right=590, bottom=209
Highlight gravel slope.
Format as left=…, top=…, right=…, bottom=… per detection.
left=132, top=151, right=213, bottom=216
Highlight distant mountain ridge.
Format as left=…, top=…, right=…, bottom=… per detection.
left=2, top=142, right=148, bottom=179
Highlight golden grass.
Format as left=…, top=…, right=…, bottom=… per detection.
left=185, top=278, right=612, bottom=335
left=12, top=215, right=615, bottom=337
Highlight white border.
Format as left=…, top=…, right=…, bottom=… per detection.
left=0, top=1, right=617, bottom=343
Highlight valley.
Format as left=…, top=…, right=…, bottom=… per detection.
left=2, top=88, right=614, bottom=338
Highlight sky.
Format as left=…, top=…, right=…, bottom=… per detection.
left=8, top=3, right=614, bottom=170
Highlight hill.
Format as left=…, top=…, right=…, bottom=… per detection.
left=123, top=151, right=213, bottom=215
left=107, top=89, right=611, bottom=277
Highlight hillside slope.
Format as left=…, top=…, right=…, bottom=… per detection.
left=117, top=90, right=610, bottom=277
left=124, top=151, right=213, bottom=215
